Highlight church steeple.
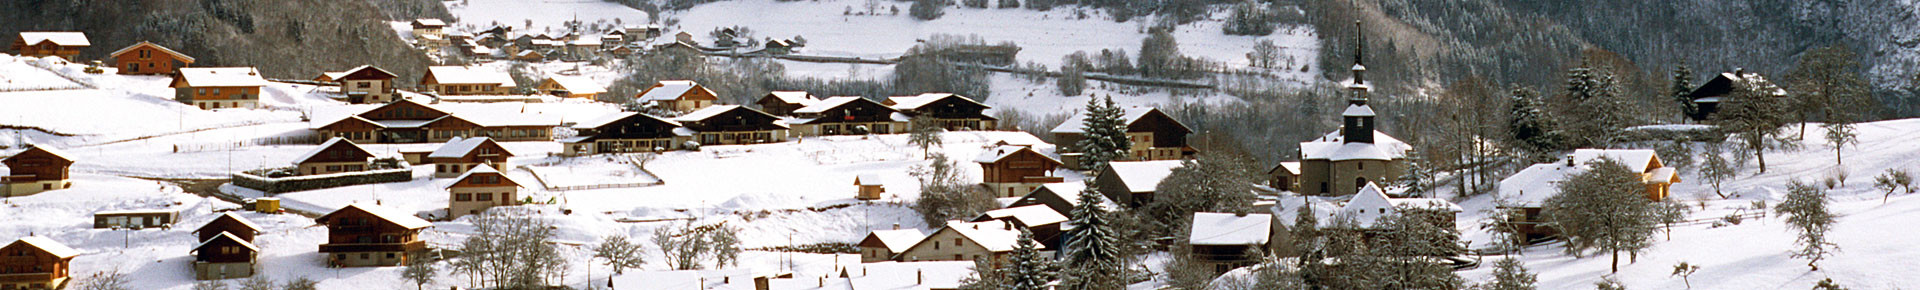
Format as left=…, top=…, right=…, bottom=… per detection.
left=1342, top=19, right=1375, bottom=144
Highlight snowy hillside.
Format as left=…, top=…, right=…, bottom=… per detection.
left=1455, top=119, right=1920, bottom=289
left=0, top=55, right=341, bottom=150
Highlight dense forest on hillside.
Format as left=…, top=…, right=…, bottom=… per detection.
left=0, top=0, right=449, bottom=86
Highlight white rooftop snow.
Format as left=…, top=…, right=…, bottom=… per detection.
left=793, top=96, right=867, bottom=114
left=610, top=269, right=756, bottom=290
left=844, top=261, right=975, bottom=290
left=1570, top=149, right=1660, bottom=172
left=765, top=91, right=817, bottom=104
left=635, top=80, right=707, bottom=102
left=543, top=75, right=606, bottom=95
left=1188, top=212, right=1273, bottom=246
left=14, top=236, right=80, bottom=258
left=1049, top=106, right=1166, bottom=134
left=1298, top=130, right=1411, bottom=161
left=175, top=67, right=269, bottom=87
left=428, top=137, right=495, bottom=158
left=976, top=204, right=1067, bottom=227
left=887, top=93, right=981, bottom=111
left=1342, top=104, right=1376, bottom=117
left=943, top=220, right=1035, bottom=252
left=191, top=232, right=261, bottom=253
left=674, top=105, right=741, bottom=122
left=338, top=204, right=432, bottom=229
left=1338, top=182, right=1459, bottom=228
left=292, top=138, right=368, bottom=165
left=426, top=66, right=515, bottom=87
left=972, top=145, right=1056, bottom=164
left=1106, top=160, right=1185, bottom=193
left=866, top=229, right=927, bottom=253
left=16, top=32, right=89, bottom=46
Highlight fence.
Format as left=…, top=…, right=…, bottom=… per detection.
left=1670, top=210, right=1767, bottom=227
left=174, top=133, right=325, bottom=153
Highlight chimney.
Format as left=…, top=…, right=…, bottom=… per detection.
left=892, top=223, right=901, bottom=230
left=1735, top=67, right=1745, bottom=76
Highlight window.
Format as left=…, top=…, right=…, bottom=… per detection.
left=953, top=238, right=961, bottom=246
left=1319, top=182, right=1329, bottom=193
left=1356, top=177, right=1368, bottom=191
left=1358, top=162, right=1365, bottom=170
left=360, top=253, right=370, bottom=259
left=387, top=253, right=396, bottom=259
left=358, top=82, right=370, bottom=88
left=478, top=193, right=493, bottom=201
left=455, top=193, right=472, bottom=201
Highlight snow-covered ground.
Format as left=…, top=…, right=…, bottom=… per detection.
left=1453, top=119, right=1920, bottom=289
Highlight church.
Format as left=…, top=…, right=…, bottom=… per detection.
left=1288, top=22, right=1412, bottom=197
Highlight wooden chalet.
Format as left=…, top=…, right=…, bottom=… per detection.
left=755, top=91, right=818, bottom=116
left=857, top=226, right=926, bottom=262
left=970, top=205, right=1068, bottom=249
left=535, top=76, right=606, bottom=99
left=10, top=32, right=89, bottom=61
left=0, top=237, right=79, bottom=289
left=895, top=220, right=1039, bottom=270
left=1050, top=107, right=1193, bottom=169
left=1266, top=161, right=1301, bottom=192
left=855, top=173, right=886, bottom=200
left=1187, top=212, right=1282, bottom=275
left=313, top=72, right=348, bottom=83
left=1, top=145, right=75, bottom=197
left=764, top=39, right=794, bottom=54
left=634, top=80, right=719, bottom=112
left=426, top=137, right=512, bottom=178
left=788, top=96, right=908, bottom=136
left=195, top=212, right=264, bottom=243
left=974, top=145, right=1063, bottom=198
left=421, top=66, right=515, bottom=95
left=313, top=99, right=556, bottom=144
left=1497, top=149, right=1678, bottom=243
left=888, top=93, right=997, bottom=131
left=1684, top=69, right=1789, bottom=121
left=672, top=105, right=790, bottom=146
left=560, top=112, right=686, bottom=156
left=445, top=164, right=522, bottom=219
left=511, top=49, right=546, bottom=62
left=316, top=204, right=432, bottom=267
left=92, top=209, right=178, bottom=229
left=411, top=19, right=448, bottom=44
left=1092, top=160, right=1184, bottom=208
left=333, top=65, right=401, bottom=104
left=293, top=138, right=376, bottom=176
left=170, top=67, right=269, bottom=110
left=192, top=232, right=260, bottom=279
left=109, top=41, right=194, bottom=75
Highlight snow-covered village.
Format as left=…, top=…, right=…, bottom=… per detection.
left=5, top=0, right=1920, bottom=289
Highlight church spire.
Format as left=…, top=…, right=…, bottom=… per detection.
left=1347, top=19, right=1370, bottom=106
left=1341, top=17, right=1376, bottom=144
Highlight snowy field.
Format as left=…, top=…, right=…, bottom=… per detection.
left=445, top=0, right=653, bottom=32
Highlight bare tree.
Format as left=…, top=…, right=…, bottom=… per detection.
left=593, top=234, right=648, bottom=287
left=237, top=276, right=277, bottom=290
left=403, top=254, right=437, bottom=290
left=653, top=221, right=743, bottom=270
left=282, top=277, right=319, bottom=290
left=75, top=270, right=130, bottom=290
left=1777, top=180, right=1838, bottom=271
left=458, top=207, right=566, bottom=288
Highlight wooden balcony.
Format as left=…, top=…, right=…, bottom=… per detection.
left=0, top=272, right=57, bottom=283
left=319, top=241, right=426, bottom=253
left=1021, top=176, right=1065, bottom=183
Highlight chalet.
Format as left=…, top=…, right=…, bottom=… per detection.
left=970, top=205, right=1068, bottom=249
left=1684, top=69, right=1789, bottom=121
left=1, top=145, right=75, bottom=197
left=313, top=99, right=557, bottom=144
left=888, top=93, right=997, bottom=131
left=427, top=137, right=512, bottom=178
left=560, top=112, right=686, bottom=156
left=894, top=220, right=1040, bottom=270
left=1266, top=161, right=1301, bottom=192
left=445, top=164, right=522, bottom=219
left=974, top=145, right=1063, bottom=198
left=293, top=138, right=376, bottom=176
left=788, top=96, right=909, bottom=136
left=1050, top=106, right=1193, bottom=168
left=411, top=19, right=448, bottom=43
left=599, top=35, right=624, bottom=49
left=625, top=25, right=664, bottom=41
left=608, top=269, right=757, bottom=290
left=92, top=209, right=178, bottom=229
left=857, top=225, right=927, bottom=262
left=764, top=39, right=794, bottom=54
left=511, top=50, right=546, bottom=62
left=171, top=67, right=269, bottom=110
left=333, top=65, right=401, bottom=104
left=194, top=212, right=264, bottom=243
left=855, top=173, right=886, bottom=200
left=420, top=66, right=516, bottom=95
left=1293, top=51, right=1411, bottom=197
left=313, top=72, right=348, bottom=83
left=11, top=32, right=89, bottom=61
left=0, top=237, right=79, bottom=289
left=316, top=204, right=432, bottom=267
left=1338, top=182, right=1461, bottom=230
left=1188, top=212, right=1283, bottom=275
left=673, top=105, right=790, bottom=146
left=1497, top=149, right=1679, bottom=242
left=109, top=41, right=195, bottom=75
left=634, top=80, right=719, bottom=112
left=535, top=76, right=606, bottom=99
left=1092, top=160, right=1184, bottom=208
left=1007, top=182, right=1118, bottom=218
left=192, top=232, right=260, bottom=280
left=755, top=91, right=818, bottom=116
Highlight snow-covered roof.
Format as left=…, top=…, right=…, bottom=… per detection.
left=192, top=232, right=260, bottom=254
left=340, top=65, right=397, bottom=80
left=1648, top=167, right=1678, bottom=184
left=635, top=80, right=708, bottom=102
left=200, top=212, right=264, bottom=234
left=1693, top=97, right=1723, bottom=103
left=1273, top=161, right=1302, bottom=175
left=1032, top=182, right=1119, bottom=210
left=1498, top=163, right=1577, bottom=208
left=429, top=137, right=500, bottom=158
left=1341, top=183, right=1400, bottom=227
left=411, top=18, right=447, bottom=27
left=1570, top=149, right=1659, bottom=172
left=845, top=261, right=975, bottom=290
left=944, top=220, right=1037, bottom=252
left=1271, top=194, right=1342, bottom=228
left=16, top=32, right=89, bottom=46
left=445, top=164, right=518, bottom=189
left=1188, top=212, right=1273, bottom=246
left=610, top=269, right=756, bottom=290
left=12, top=236, right=80, bottom=258
left=8, top=144, right=76, bottom=162
left=542, top=76, right=605, bottom=95
left=793, top=96, right=866, bottom=114
left=1342, top=104, right=1376, bottom=117
left=426, top=66, right=515, bottom=87
left=1107, top=160, right=1186, bottom=193
left=319, top=72, right=348, bottom=81
left=1049, top=106, right=1175, bottom=134
left=856, top=173, right=883, bottom=186
left=333, top=204, right=433, bottom=229
left=975, top=205, right=1068, bottom=227
left=174, top=67, right=268, bottom=87
left=674, top=105, right=740, bottom=122
left=889, top=112, right=911, bottom=122
left=764, top=91, right=817, bottom=104
left=972, top=145, right=1059, bottom=165
left=865, top=229, right=927, bottom=253
left=94, top=209, right=179, bottom=215
left=569, top=38, right=603, bottom=46
left=887, top=93, right=983, bottom=111
left=1298, top=130, right=1412, bottom=161
left=109, top=41, right=195, bottom=62
left=293, top=138, right=369, bottom=164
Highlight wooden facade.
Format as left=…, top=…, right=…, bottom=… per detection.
left=561, top=112, right=687, bottom=156
left=316, top=205, right=431, bottom=267
left=1, top=146, right=74, bottom=197
left=855, top=174, right=886, bottom=200
left=428, top=137, right=513, bottom=178
left=674, top=105, right=790, bottom=146
left=420, top=66, right=514, bottom=95
left=755, top=91, right=816, bottom=116
left=334, top=65, right=400, bottom=104
left=1051, top=107, right=1193, bottom=169
left=191, top=232, right=260, bottom=280
left=446, top=165, right=521, bottom=219
left=975, top=146, right=1063, bottom=198
left=634, top=80, right=719, bottom=112
left=195, top=213, right=264, bottom=243
left=316, top=100, right=555, bottom=144
left=0, top=237, right=77, bottom=290
left=790, top=97, right=907, bottom=136
left=10, top=32, right=89, bottom=61
left=170, top=67, right=268, bottom=110
left=890, top=94, right=997, bottom=131
left=295, top=138, right=376, bottom=176
left=109, top=41, right=194, bottom=75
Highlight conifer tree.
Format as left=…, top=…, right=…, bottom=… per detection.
left=1777, top=180, right=1838, bottom=271
left=1508, top=86, right=1559, bottom=153
left=1486, top=257, right=1538, bottom=290
left=1075, top=95, right=1131, bottom=170
left=1061, top=182, right=1125, bottom=290
left=1672, top=65, right=1697, bottom=121
left=1006, top=228, right=1055, bottom=290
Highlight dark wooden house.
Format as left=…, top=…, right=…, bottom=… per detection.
left=2, top=145, right=76, bottom=197
left=1050, top=107, right=1193, bottom=169
left=315, top=99, right=555, bottom=144
left=1685, top=69, right=1788, bottom=121
left=789, top=96, right=907, bottom=136
left=755, top=91, right=817, bottom=116
left=10, top=32, right=89, bottom=61
left=0, top=237, right=79, bottom=289
left=427, top=137, right=512, bottom=178
left=673, top=105, right=790, bottom=145
left=192, top=232, right=260, bottom=279
left=293, top=138, right=376, bottom=176
left=109, top=41, right=195, bottom=75
left=561, top=112, right=686, bottom=156
left=974, top=145, right=1063, bottom=198
left=316, top=204, right=432, bottom=267
left=195, top=212, right=264, bottom=243
left=888, top=93, right=997, bottom=131
left=1092, top=160, right=1184, bottom=208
